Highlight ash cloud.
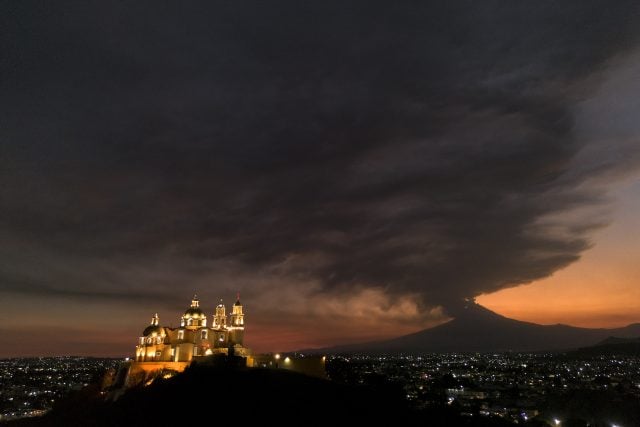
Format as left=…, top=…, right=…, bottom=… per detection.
left=2, top=0, right=640, bottom=323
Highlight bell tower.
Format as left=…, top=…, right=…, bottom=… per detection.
left=229, top=293, right=244, bottom=345
left=213, top=300, right=227, bottom=329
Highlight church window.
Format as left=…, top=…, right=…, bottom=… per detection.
left=178, top=330, right=184, bottom=340
left=201, top=330, right=208, bottom=339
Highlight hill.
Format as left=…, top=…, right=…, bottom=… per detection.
left=570, top=336, right=640, bottom=356
left=322, top=303, right=640, bottom=353
left=4, top=363, right=514, bottom=427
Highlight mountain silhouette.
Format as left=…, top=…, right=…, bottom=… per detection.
left=570, top=336, right=640, bottom=356
left=323, top=303, right=640, bottom=353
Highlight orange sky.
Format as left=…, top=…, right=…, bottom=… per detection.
left=1, top=177, right=636, bottom=357
left=478, top=178, right=640, bottom=328
left=2, top=179, right=636, bottom=357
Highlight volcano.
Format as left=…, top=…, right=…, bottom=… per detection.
left=323, top=303, right=640, bottom=353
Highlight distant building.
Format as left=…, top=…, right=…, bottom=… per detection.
left=112, top=295, right=324, bottom=390
left=135, top=295, right=249, bottom=363
left=251, top=353, right=327, bottom=379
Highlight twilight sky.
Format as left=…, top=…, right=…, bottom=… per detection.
left=1, top=1, right=640, bottom=356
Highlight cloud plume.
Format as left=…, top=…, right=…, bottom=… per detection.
left=2, top=0, right=640, bottom=347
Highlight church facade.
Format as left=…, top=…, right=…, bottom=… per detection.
left=135, top=295, right=250, bottom=363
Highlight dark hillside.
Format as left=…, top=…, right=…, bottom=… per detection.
left=5, top=364, right=513, bottom=426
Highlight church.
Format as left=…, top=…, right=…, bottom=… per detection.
left=106, top=294, right=324, bottom=390
left=135, top=295, right=250, bottom=363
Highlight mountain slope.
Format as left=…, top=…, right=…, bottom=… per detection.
left=571, top=336, right=640, bottom=356
left=325, top=304, right=640, bottom=353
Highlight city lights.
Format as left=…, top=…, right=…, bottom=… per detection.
left=325, top=353, right=640, bottom=424
left=0, top=357, right=120, bottom=422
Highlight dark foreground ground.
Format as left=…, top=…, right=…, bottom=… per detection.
left=4, top=363, right=517, bottom=427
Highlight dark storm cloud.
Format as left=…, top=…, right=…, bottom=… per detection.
left=2, top=1, right=640, bottom=315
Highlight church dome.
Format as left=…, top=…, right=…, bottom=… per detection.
left=143, top=324, right=163, bottom=336
left=183, top=295, right=205, bottom=318
left=183, top=307, right=204, bottom=317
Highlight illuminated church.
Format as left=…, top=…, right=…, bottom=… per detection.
left=108, top=294, right=325, bottom=389
left=135, top=295, right=250, bottom=363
